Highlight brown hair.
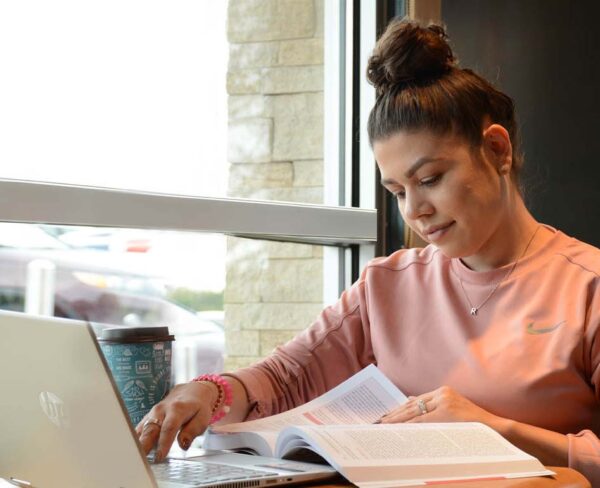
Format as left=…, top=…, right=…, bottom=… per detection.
left=367, top=19, right=524, bottom=189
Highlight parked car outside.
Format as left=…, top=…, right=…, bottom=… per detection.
left=0, top=223, right=225, bottom=381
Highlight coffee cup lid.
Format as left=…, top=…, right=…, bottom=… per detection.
left=99, top=326, right=175, bottom=343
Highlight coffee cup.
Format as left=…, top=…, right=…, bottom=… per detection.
left=99, top=326, right=175, bottom=426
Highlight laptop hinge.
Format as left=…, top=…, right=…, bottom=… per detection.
left=9, top=478, right=33, bottom=487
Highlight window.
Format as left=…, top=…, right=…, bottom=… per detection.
left=0, top=0, right=377, bottom=379
left=0, top=1, right=229, bottom=198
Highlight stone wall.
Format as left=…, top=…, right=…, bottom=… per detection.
left=224, top=0, right=324, bottom=369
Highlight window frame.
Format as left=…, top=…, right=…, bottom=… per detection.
left=0, top=178, right=375, bottom=247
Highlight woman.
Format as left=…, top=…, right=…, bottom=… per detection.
left=137, top=19, right=600, bottom=483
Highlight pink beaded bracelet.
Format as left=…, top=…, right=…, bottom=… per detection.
left=192, top=374, right=233, bottom=424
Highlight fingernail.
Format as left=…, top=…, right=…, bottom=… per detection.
left=181, top=438, right=191, bottom=450
left=153, top=450, right=163, bottom=463
left=373, top=419, right=381, bottom=424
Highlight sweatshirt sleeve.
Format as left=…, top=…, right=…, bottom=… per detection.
left=226, top=273, right=374, bottom=420
left=566, top=276, right=600, bottom=484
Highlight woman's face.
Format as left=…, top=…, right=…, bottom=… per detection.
left=374, top=129, right=510, bottom=262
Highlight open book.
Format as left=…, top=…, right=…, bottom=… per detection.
left=203, top=366, right=554, bottom=487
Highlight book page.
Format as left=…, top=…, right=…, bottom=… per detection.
left=276, top=423, right=553, bottom=487
left=213, top=365, right=406, bottom=433
left=204, top=365, right=407, bottom=454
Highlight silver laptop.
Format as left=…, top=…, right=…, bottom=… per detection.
left=0, top=310, right=337, bottom=488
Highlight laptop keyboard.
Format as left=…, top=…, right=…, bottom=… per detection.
left=152, top=458, right=277, bottom=486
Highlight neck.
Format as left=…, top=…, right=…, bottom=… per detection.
left=461, top=198, right=546, bottom=272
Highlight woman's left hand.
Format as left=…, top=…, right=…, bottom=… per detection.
left=379, top=385, right=499, bottom=426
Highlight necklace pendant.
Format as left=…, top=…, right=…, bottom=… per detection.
left=470, top=307, right=478, bottom=316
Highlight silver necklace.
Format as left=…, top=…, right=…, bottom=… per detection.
left=457, top=226, right=542, bottom=316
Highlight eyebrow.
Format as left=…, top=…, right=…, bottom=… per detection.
left=380, top=157, right=448, bottom=186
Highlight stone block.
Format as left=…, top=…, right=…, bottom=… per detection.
left=224, top=280, right=260, bottom=304
left=224, top=249, right=267, bottom=303
left=226, top=302, right=324, bottom=330
left=226, top=238, right=315, bottom=260
left=272, top=93, right=323, bottom=160
left=280, top=0, right=316, bottom=37
left=260, top=330, right=298, bottom=355
left=225, top=329, right=260, bottom=356
left=229, top=42, right=279, bottom=70
left=224, top=305, right=242, bottom=331
left=314, top=0, right=324, bottom=38
left=228, top=0, right=276, bottom=42
left=262, top=66, right=323, bottom=94
left=228, top=0, right=315, bottom=43
left=228, top=119, right=272, bottom=163
left=226, top=235, right=265, bottom=257
left=227, top=69, right=261, bottom=94
left=279, top=38, right=323, bottom=66
left=259, top=258, right=323, bottom=302
left=229, top=95, right=270, bottom=120
left=293, top=160, right=323, bottom=186
left=272, top=92, right=322, bottom=118
left=228, top=162, right=293, bottom=193
left=265, top=241, right=314, bottom=258
left=233, top=186, right=323, bottom=204
left=226, top=237, right=276, bottom=275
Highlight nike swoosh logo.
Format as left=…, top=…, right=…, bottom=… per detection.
left=526, top=321, right=565, bottom=335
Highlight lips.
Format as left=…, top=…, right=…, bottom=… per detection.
left=423, top=222, right=454, bottom=236
left=421, top=221, right=455, bottom=243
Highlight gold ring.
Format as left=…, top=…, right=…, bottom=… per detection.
left=143, top=417, right=163, bottom=430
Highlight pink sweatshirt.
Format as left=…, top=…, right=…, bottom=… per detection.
left=230, top=227, right=600, bottom=483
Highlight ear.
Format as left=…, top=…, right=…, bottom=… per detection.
left=482, top=124, right=512, bottom=175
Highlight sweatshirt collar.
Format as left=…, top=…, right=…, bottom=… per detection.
left=448, top=225, right=564, bottom=285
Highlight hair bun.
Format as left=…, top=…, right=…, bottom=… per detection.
left=367, top=20, right=456, bottom=95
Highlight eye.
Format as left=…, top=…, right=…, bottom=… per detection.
left=391, top=188, right=405, bottom=199
left=420, top=174, right=441, bottom=187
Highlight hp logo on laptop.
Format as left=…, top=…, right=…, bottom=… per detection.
left=39, top=391, right=70, bottom=428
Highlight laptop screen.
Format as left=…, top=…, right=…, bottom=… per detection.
left=0, top=310, right=157, bottom=488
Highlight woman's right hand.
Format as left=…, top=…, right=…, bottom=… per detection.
left=135, top=380, right=219, bottom=462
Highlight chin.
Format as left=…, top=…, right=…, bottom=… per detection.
left=430, top=241, right=472, bottom=260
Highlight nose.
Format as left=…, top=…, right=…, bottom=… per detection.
left=401, top=189, right=433, bottom=221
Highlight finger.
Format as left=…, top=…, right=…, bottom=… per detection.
left=379, top=398, right=415, bottom=422
left=135, top=414, right=148, bottom=437
left=137, top=406, right=166, bottom=455
left=138, top=418, right=164, bottom=456
left=382, top=395, right=433, bottom=423
left=136, top=404, right=163, bottom=436
left=136, top=413, right=154, bottom=438
left=154, top=412, right=184, bottom=462
left=405, top=414, right=426, bottom=423
left=381, top=406, right=419, bottom=423
left=155, top=397, right=207, bottom=462
left=406, top=398, right=440, bottom=423
left=177, top=407, right=212, bottom=450
left=380, top=406, right=415, bottom=423
left=380, top=396, right=419, bottom=418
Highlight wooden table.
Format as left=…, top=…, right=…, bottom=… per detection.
left=1, top=467, right=588, bottom=488
left=310, top=467, right=589, bottom=487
